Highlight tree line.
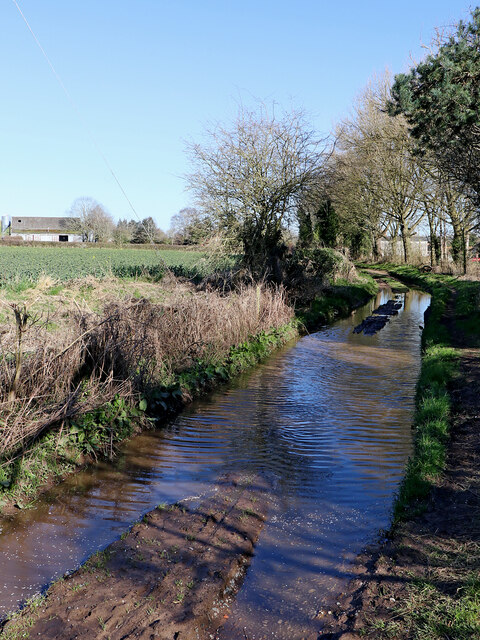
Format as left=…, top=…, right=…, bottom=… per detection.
left=181, top=7, right=479, bottom=277
left=69, top=8, right=480, bottom=278
left=66, top=197, right=214, bottom=246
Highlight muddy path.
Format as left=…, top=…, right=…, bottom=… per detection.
left=0, top=474, right=269, bottom=640
left=318, top=290, right=480, bottom=640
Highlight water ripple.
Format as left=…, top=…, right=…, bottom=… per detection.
left=0, top=288, right=431, bottom=635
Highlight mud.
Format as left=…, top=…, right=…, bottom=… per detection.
left=0, top=474, right=269, bottom=640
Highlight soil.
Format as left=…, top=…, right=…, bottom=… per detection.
left=317, top=287, right=480, bottom=639
left=0, top=473, right=270, bottom=640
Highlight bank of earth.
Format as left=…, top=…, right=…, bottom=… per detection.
left=0, top=274, right=377, bottom=514
left=319, top=266, right=480, bottom=640
left=0, top=474, right=270, bottom=640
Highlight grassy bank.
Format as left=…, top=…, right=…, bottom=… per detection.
left=0, top=270, right=377, bottom=512
left=0, top=321, right=297, bottom=511
left=372, top=266, right=459, bottom=523
left=297, top=275, right=378, bottom=330
left=362, top=264, right=480, bottom=640
left=0, top=278, right=294, bottom=511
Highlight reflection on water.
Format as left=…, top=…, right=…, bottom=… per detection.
left=0, top=289, right=430, bottom=637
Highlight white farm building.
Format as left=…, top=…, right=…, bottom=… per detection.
left=1, top=216, right=83, bottom=242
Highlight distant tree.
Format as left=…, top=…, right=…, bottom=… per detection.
left=169, top=207, right=214, bottom=244
left=186, top=105, right=327, bottom=279
left=131, top=217, right=165, bottom=244
left=389, top=8, right=480, bottom=205
left=68, top=197, right=114, bottom=242
left=113, top=218, right=136, bottom=244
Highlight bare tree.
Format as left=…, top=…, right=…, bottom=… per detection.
left=169, top=207, right=214, bottom=244
left=185, top=105, right=328, bottom=278
left=68, top=197, right=114, bottom=242
left=332, top=74, right=427, bottom=263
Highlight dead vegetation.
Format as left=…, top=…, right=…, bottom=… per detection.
left=0, top=275, right=293, bottom=475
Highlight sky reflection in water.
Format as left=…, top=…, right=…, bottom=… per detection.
left=0, top=289, right=430, bottom=638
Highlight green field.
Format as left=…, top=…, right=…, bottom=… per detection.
left=0, top=246, right=208, bottom=282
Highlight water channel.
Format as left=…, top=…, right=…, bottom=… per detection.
left=0, top=287, right=430, bottom=638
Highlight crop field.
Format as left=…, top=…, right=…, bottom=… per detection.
left=0, top=245, right=208, bottom=282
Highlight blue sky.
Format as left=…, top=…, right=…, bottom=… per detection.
left=0, top=1, right=473, bottom=231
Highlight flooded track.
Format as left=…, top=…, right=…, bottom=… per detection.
left=0, top=288, right=430, bottom=638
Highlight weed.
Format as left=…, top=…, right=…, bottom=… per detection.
left=393, top=575, right=480, bottom=640
left=0, top=594, right=45, bottom=640
left=70, top=582, right=89, bottom=592
left=86, top=549, right=111, bottom=572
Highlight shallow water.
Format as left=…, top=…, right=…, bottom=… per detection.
left=0, top=288, right=430, bottom=637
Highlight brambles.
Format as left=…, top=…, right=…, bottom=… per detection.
left=0, top=276, right=294, bottom=506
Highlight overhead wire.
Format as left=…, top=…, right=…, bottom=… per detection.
left=11, top=0, right=167, bottom=258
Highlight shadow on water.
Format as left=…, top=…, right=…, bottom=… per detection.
left=0, top=288, right=431, bottom=638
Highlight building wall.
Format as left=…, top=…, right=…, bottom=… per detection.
left=378, top=238, right=429, bottom=262
left=11, top=233, right=83, bottom=242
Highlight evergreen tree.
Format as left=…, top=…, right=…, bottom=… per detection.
left=390, top=8, right=480, bottom=204
left=313, top=198, right=338, bottom=248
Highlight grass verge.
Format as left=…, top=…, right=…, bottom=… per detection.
left=393, top=341, right=456, bottom=521
left=297, top=275, right=378, bottom=330
left=360, top=263, right=480, bottom=640
left=360, top=264, right=458, bottom=522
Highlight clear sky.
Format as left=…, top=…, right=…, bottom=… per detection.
left=0, top=1, right=473, bottom=231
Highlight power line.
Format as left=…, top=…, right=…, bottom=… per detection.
left=11, top=0, right=165, bottom=253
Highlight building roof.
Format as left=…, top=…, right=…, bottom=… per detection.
left=10, top=216, right=79, bottom=233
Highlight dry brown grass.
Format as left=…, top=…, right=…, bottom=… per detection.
left=86, top=283, right=292, bottom=383
left=0, top=278, right=293, bottom=460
